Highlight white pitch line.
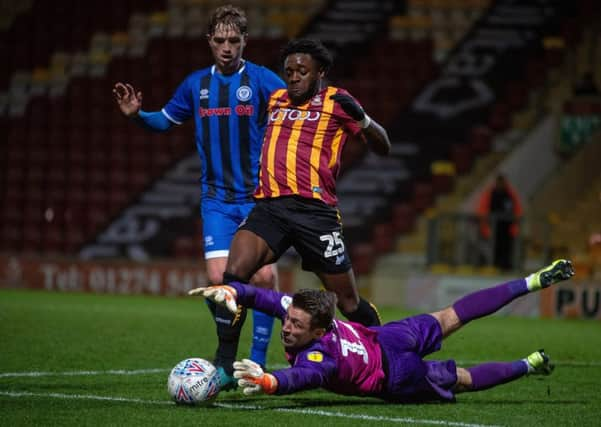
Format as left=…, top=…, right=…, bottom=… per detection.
left=0, top=368, right=166, bottom=378
left=215, top=402, right=503, bottom=427
left=0, top=391, right=502, bottom=427
left=1, top=359, right=599, bottom=378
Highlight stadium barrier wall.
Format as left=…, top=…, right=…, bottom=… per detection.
left=0, top=254, right=208, bottom=296
left=0, top=254, right=298, bottom=297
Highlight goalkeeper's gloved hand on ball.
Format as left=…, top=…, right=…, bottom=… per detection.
left=233, top=359, right=278, bottom=395
left=330, top=93, right=371, bottom=128
left=188, top=285, right=238, bottom=314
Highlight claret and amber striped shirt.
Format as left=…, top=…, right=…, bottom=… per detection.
left=254, top=86, right=363, bottom=206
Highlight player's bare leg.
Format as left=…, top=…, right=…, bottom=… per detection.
left=319, top=270, right=381, bottom=326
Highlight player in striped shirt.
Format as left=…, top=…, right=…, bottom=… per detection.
left=222, top=39, right=391, bottom=328
left=190, top=259, right=574, bottom=400
left=112, top=5, right=285, bottom=389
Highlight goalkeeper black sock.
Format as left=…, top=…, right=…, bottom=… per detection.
left=341, top=297, right=381, bottom=326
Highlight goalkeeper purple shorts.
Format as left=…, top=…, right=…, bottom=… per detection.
left=373, top=314, right=458, bottom=402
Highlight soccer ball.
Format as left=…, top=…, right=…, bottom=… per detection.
left=167, top=358, right=221, bottom=405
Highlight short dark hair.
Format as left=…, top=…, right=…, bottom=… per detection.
left=292, top=289, right=337, bottom=329
left=207, top=5, right=247, bottom=36
left=281, top=39, right=333, bottom=73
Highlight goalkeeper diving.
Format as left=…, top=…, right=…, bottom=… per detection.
left=189, top=260, right=574, bottom=402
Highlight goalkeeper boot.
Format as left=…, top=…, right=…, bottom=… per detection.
left=216, top=366, right=238, bottom=391
left=527, top=259, right=574, bottom=291
left=526, top=349, right=554, bottom=375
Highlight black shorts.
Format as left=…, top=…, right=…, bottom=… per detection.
left=240, top=196, right=352, bottom=274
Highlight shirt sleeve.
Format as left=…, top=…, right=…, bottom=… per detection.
left=259, top=66, right=286, bottom=101
left=332, top=88, right=362, bottom=136
left=135, top=110, right=173, bottom=132
left=271, top=348, right=337, bottom=395
left=229, top=282, right=291, bottom=320
left=161, top=74, right=195, bottom=125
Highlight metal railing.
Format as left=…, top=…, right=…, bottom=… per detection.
left=426, top=213, right=553, bottom=272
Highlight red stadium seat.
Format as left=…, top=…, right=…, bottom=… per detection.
left=412, top=181, right=434, bottom=213
left=64, top=228, right=85, bottom=253
left=350, top=243, right=376, bottom=276
left=450, top=143, right=473, bottom=175
left=172, top=236, right=201, bottom=260
left=372, top=222, right=395, bottom=254
left=46, top=168, right=68, bottom=187
left=5, top=165, right=26, bottom=188
left=0, top=224, right=22, bottom=251
left=88, top=168, right=108, bottom=189
left=469, top=126, right=492, bottom=155
left=42, top=227, right=65, bottom=254
left=108, top=188, right=130, bottom=211
left=391, top=202, right=416, bottom=234
left=21, top=223, right=42, bottom=253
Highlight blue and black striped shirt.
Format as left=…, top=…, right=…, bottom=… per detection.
left=162, top=61, right=285, bottom=203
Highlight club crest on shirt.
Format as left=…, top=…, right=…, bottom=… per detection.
left=280, top=295, right=292, bottom=310
left=236, top=85, right=252, bottom=102
left=307, top=351, right=323, bottom=363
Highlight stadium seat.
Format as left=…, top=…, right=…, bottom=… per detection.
left=64, top=228, right=85, bottom=253
left=172, top=236, right=201, bottom=260
left=22, top=223, right=42, bottom=253
left=391, top=202, right=416, bottom=234
left=412, top=181, right=434, bottom=213
left=42, top=228, right=65, bottom=254
left=350, top=243, right=376, bottom=276
left=108, top=188, right=130, bottom=211
left=469, top=126, right=492, bottom=155
left=0, top=224, right=22, bottom=251
left=372, top=222, right=395, bottom=254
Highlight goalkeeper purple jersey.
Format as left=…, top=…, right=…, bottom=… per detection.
left=230, top=283, right=386, bottom=395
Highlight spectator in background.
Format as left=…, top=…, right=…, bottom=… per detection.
left=477, top=174, right=522, bottom=270
left=112, top=5, right=285, bottom=389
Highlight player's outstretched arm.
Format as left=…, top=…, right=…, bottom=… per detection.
left=188, top=285, right=238, bottom=314
left=113, top=82, right=143, bottom=117
left=330, top=93, right=391, bottom=156
left=233, top=359, right=278, bottom=395
left=113, top=81, right=173, bottom=132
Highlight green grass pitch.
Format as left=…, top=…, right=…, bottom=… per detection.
left=1, top=288, right=600, bottom=426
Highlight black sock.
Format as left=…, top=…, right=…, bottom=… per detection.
left=213, top=304, right=248, bottom=375
left=223, top=271, right=248, bottom=285
left=341, top=297, right=381, bottom=326
left=212, top=271, right=249, bottom=375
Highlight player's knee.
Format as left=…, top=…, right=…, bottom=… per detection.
left=431, top=307, right=462, bottom=338
left=207, top=270, right=224, bottom=285
left=453, top=367, right=473, bottom=393
left=337, top=296, right=359, bottom=314
left=250, top=265, right=277, bottom=289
